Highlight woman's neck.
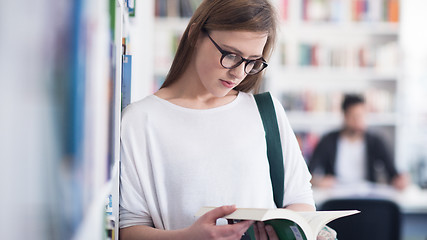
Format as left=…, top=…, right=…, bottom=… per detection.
left=154, top=84, right=238, bottom=110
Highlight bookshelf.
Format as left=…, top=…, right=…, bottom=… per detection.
left=76, top=1, right=157, bottom=239
left=71, top=0, right=124, bottom=239
left=265, top=0, right=402, bottom=162
left=72, top=0, right=144, bottom=239
left=3, top=0, right=131, bottom=239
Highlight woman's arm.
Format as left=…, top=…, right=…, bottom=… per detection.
left=120, top=205, right=254, bottom=240
left=120, top=225, right=187, bottom=240
left=285, top=203, right=316, bottom=212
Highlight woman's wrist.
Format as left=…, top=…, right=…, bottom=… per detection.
left=174, top=227, right=192, bottom=240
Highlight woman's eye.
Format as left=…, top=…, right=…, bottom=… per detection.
left=224, top=54, right=240, bottom=63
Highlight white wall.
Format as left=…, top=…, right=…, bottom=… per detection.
left=398, top=0, right=427, bottom=177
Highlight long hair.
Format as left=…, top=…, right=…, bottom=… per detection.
left=160, top=0, right=278, bottom=93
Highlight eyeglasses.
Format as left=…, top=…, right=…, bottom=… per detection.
left=207, top=33, right=268, bottom=75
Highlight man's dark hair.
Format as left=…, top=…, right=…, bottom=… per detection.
left=342, top=94, right=365, bottom=113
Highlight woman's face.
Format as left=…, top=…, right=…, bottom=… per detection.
left=193, top=30, right=268, bottom=97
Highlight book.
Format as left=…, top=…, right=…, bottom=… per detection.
left=196, top=207, right=359, bottom=240
left=121, top=54, right=132, bottom=110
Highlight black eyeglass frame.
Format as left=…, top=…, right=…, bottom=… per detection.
left=206, top=33, right=268, bottom=75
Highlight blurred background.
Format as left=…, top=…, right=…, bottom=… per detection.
left=0, top=0, right=426, bottom=239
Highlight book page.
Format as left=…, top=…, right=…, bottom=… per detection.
left=298, top=210, right=359, bottom=234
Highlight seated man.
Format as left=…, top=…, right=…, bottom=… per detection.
left=308, top=94, right=408, bottom=190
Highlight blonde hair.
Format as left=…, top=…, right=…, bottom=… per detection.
left=160, top=0, right=278, bottom=93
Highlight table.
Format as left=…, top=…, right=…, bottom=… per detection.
left=312, top=182, right=427, bottom=240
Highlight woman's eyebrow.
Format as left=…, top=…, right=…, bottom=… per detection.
left=222, top=44, right=263, bottom=58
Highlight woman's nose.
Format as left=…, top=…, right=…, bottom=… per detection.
left=228, top=63, right=246, bottom=80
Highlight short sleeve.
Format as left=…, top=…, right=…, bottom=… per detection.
left=119, top=106, right=154, bottom=228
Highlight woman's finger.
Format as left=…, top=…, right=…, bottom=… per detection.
left=201, top=205, right=237, bottom=224
left=317, top=225, right=337, bottom=240
left=256, top=221, right=268, bottom=240
left=217, top=220, right=254, bottom=239
left=253, top=222, right=260, bottom=239
left=265, top=224, right=279, bottom=240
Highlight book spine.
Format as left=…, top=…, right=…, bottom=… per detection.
left=282, top=0, right=289, bottom=21
left=388, top=0, right=399, bottom=22
left=167, top=0, right=179, bottom=18
left=281, top=89, right=394, bottom=114
left=302, top=0, right=308, bottom=21
left=383, top=0, right=388, bottom=21
left=121, top=55, right=132, bottom=110
left=311, top=44, right=318, bottom=67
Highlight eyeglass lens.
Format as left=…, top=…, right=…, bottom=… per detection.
left=221, top=54, right=266, bottom=75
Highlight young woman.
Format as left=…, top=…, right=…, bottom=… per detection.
left=119, top=0, right=324, bottom=239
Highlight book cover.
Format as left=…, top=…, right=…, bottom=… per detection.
left=196, top=207, right=359, bottom=240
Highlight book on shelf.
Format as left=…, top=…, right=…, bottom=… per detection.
left=387, top=0, right=399, bottom=22
left=281, top=91, right=342, bottom=113
left=155, top=0, right=202, bottom=18
left=282, top=0, right=289, bottom=21
left=126, top=0, right=135, bottom=16
left=297, top=42, right=379, bottom=69
left=295, top=40, right=399, bottom=71
left=196, top=207, right=359, bottom=240
left=121, top=54, right=132, bottom=110
left=301, top=0, right=399, bottom=22
left=281, top=89, right=394, bottom=114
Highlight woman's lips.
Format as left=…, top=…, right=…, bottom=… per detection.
left=220, top=79, right=235, bottom=88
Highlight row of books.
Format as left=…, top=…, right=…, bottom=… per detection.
left=281, top=41, right=398, bottom=70
left=155, top=0, right=399, bottom=23
left=155, top=0, right=202, bottom=18
left=154, top=33, right=398, bottom=72
left=281, top=89, right=395, bottom=113
left=298, top=43, right=375, bottom=68
left=300, top=0, right=399, bottom=22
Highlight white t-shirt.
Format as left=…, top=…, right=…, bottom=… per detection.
left=119, top=92, right=314, bottom=230
left=335, top=137, right=366, bottom=184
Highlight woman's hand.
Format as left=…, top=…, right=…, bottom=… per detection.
left=185, top=205, right=254, bottom=240
left=317, top=225, right=337, bottom=240
left=253, top=221, right=279, bottom=240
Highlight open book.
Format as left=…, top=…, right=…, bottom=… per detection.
left=196, top=207, right=359, bottom=240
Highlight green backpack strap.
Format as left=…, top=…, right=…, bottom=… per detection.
left=254, top=92, right=284, bottom=208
